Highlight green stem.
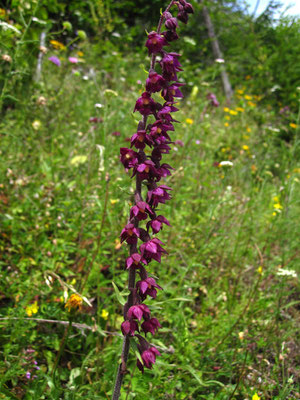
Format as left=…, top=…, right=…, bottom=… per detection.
left=52, top=317, right=73, bottom=384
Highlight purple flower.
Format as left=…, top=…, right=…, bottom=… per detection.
left=146, top=71, right=166, bottom=93
left=147, top=185, right=172, bottom=207
left=141, top=318, right=161, bottom=335
left=127, top=304, right=150, bottom=321
left=151, top=144, right=172, bottom=162
left=131, top=130, right=153, bottom=150
left=134, top=160, right=157, bottom=180
left=140, top=238, right=167, bottom=263
left=174, top=139, right=184, bottom=147
left=138, top=346, right=161, bottom=372
left=157, top=102, right=179, bottom=123
left=121, top=320, right=139, bottom=336
left=68, top=57, right=78, bottom=64
left=26, top=371, right=31, bottom=379
left=160, top=52, right=182, bottom=81
left=156, top=163, right=173, bottom=180
left=145, top=31, right=168, bottom=55
left=136, top=277, right=162, bottom=299
left=120, top=148, right=139, bottom=169
left=120, top=223, right=140, bottom=244
left=134, top=92, right=157, bottom=116
left=207, top=93, right=219, bottom=107
left=162, top=83, right=184, bottom=102
left=126, top=253, right=148, bottom=269
left=147, top=215, right=170, bottom=234
left=48, top=56, right=61, bottom=67
left=130, top=201, right=154, bottom=221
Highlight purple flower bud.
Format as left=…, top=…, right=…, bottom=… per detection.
left=127, top=304, right=150, bottom=321
left=162, top=30, right=179, bottom=42
left=145, top=31, right=168, bottom=55
left=141, top=318, right=161, bottom=335
left=184, top=2, right=194, bottom=13
left=130, top=201, right=154, bottom=221
left=140, top=238, right=168, bottom=263
left=126, top=253, right=148, bottom=269
left=134, top=92, right=156, bottom=116
left=26, top=371, right=31, bottom=379
left=165, top=17, right=178, bottom=30
left=147, top=215, right=170, bottom=234
left=120, top=223, right=140, bottom=244
left=121, top=320, right=139, bottom=336
left=146, top=71, right=166, bottom=93
left=48, top=56, right=61, bottom=67
left=177, top=10, right=189, bottom=24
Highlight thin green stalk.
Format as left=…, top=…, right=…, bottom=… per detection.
left=52, top=318, right=73, bottom=384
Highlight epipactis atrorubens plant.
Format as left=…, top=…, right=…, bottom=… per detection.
left=113, top=1, right=193, bottom=397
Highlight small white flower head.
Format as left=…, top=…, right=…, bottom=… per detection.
left=94, top=103, right=103, bottom=108
left=219, top=161, right=233, bottom=167
left=215, top=58, right=225, bottom=63
left=276, top=268, right=297, bottom=279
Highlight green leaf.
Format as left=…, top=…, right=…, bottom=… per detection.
left=112, top=281, right=126, bottom=306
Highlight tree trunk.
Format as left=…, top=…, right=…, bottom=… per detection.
left=200, top=0, right=233, bottom=101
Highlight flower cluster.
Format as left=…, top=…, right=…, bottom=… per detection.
left=119, top=0, right=193, bottom=373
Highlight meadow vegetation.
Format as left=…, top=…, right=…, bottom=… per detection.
left=0, top=1, right=299, bottom=399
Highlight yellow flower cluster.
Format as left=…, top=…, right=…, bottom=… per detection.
left=26, top=301, right=39, bottom=317
left=272, top=196, right=283, bottom=216
left=65, top=294, right=83, bottom=312
left=50, top=40, right=66, bottom=51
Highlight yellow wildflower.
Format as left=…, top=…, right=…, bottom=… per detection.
left=289, top=123, right=297, bottom=129
left=257, top=266, right=263, bottom=275
left=223, top=107, right=230, bottom=112
left=224, top=122, right=229, bottom=127
left=248, top=101, right=257, bottom=107
left=65, top=294, right=83, bottom=312
left=0, top=8, right=6, bottom=17
left=244, top=95, right=252, bottom=100
left=115, top=238, right=122, bottom=250
left=238, top=331, right=244, bottom=340
left=77, top=51, right=84, bottom=57
left=236, top=89, right=244, bottom=95
left=242, top=145, right=249, bottom=151
left=186, top=118, right=194, bottom=125
left=273, top=196, right=279, bottom=202
left=101, top=309, right=109, bottom=320
left=251, top=165, right=257, bottom=173
left=272, top=212, right=277, bottom=216
left=26, top=301, right=39, bottom=317
left=229, top=110, right=238, bottom=115
left=273, top=203, right=283, bottom=210
left=245, top=75, right=251, bottom=80
left=252, top=393, right=260, bottom=400
left=110, top=199, right=119, bottom=205
left=236, top=107, right=244, bottom=112
left=50, top=40, right=66, bottom=51
left=225, top=115, right=231, bottom=120
left=246, top=127, right=251, bottom=133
